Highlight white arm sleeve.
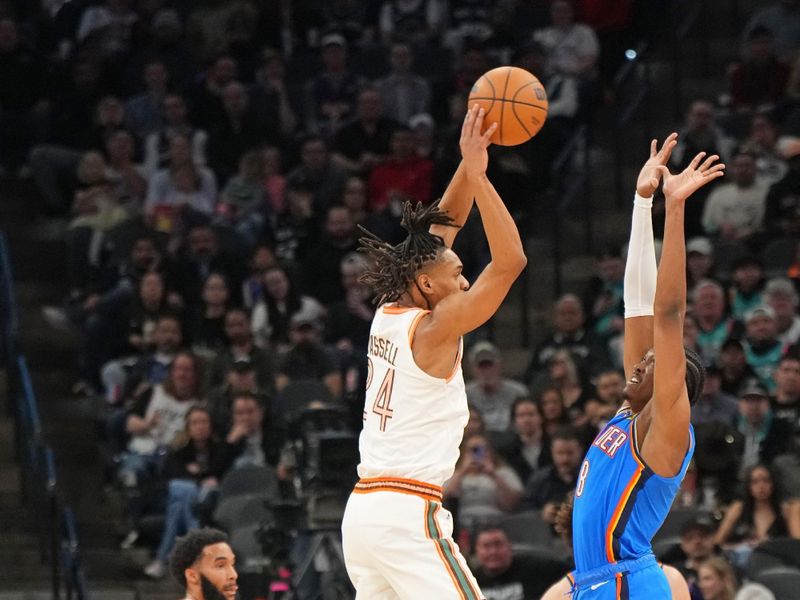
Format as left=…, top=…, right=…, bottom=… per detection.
left=623, top=193, right=657, bottom=318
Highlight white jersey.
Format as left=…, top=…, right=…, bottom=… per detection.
left=357, top=303, right=468, bottom=487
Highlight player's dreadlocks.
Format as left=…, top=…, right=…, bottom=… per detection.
left=359, top=200, right=457, bottom=306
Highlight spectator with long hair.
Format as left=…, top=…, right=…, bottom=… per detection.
left=537, top=385, right=571, bottom=435
left=187, top=272, right=230, bottom=357
left=144, top=405, right=228, bottom=579
left=697, top=557, right=738, bottom=600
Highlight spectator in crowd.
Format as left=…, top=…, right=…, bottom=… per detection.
left=324, top=253, right=374, bottom=360
left=304, top=33, right=361, bottom=137
left=268, top=179, right=319, bottom=264
left=302, top=205, right=359, bottom=305
left=741, top=112, right=787, bottom=186
left=581, top=246, right=624, bottom=347
left=207, top=359, right=264, bottom=434
left=472, top=525, right=566, bottom=600
left=206, top=308, right=276, bottom=393
left=332, top=87, right=399, bottom=175
left=692, top=279, right=742, bottom=366
left=144, top=406, right=228, bottom=579
left=286, top=136, right=348, bottom=214
left=522, top=427, right=582, bottom=524
left=214, top=150, right=268, bottom=249
left=500, top=396, right=552, bottom=483
left=525, top=293, right=611, bottom=384
left=580, top=369, right=625, bottom=441
left=742, top=0, right=800, bottom=62
left=187, top=54, right=238, bottom=130
left=764, top=278, right=800, bottom=345
left=120, top=351, right=202, bottom=488
left=169, top=527, right=237, bottom=600
left=104, top=130, right=148, bottom=208
left=728, top=26, right=790, bottom=113
left=684, top=312, right=704, bottom=358
left=771, top=353, right=800, bottom=432
left=774, top=429, right=800, bottom=500
left=441, top=0, right=495, bottom=55
left=692, top=366, right=739, bottom=427
left=261, top=147, right=286, bottom=215
left=728, top=257, right=765, bottom=321
left=765, top=137, right=800, bottom=237
left=537, top=385, right=571, bottom=436
left=664, top=518, right=720, bottom=596
left=276, top=310, right=341, bottom=400
left=241, top=244, right=279, bottom=310
left=129, top=9, right=195, bottom=92
left=248, top=48, right=297, bottom=141
left=76, top=0, right=139, bottom=63
left=169, top=224, right=243, bottom=308
left=377, top=0, right=445, bottom=46
left=719, top=338, right=757, bottom=396
left=142, top=93, right=208, bottom=178
left=741, top=305, right=786, bottom=391
left=207, top=81, right=275, bottom=185
left=444, top=433, right=524, bottom=530
left=368, top=126, right=435, bottom=210
left=145, top=134, right=218, bottom=231
left=532, top=0, right=600, bottom=80
left=535, top=349, right=593, bottom=425
left=466, top=341, right=529, bottom=433
left=125, top=61, right=170, bottom=141
left=251, top=265, right=325, bottom=351
left=686, top=237, right=716, bottom=295
left=701, top=151, right=768, bottom=247
left=466, top=406, right=488, bottom=438
left=735, top=379, right=793, bottom=471
left=222, top=394, right=282, bottom=469
left=187, top=272, right=230, bottom=357
left=376, top=42, right=432, bottom=126
left=696, top=557, right=738, bottom=600
left=340, top=174, right=404, bottom=244
left=714, top=464, right=800, bottom=559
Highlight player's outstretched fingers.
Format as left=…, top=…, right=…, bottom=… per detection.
left=471, top=106, right=485, bottom=138
left=482, top=122, right=498, bottom=146
left=688, top=151, right=707, bottom=171
left=698, top=154, right=720, bottom=172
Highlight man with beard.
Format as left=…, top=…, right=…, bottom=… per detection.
left=170, top=527, right=238, bottom=600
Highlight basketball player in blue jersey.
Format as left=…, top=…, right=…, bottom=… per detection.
left=341, top=105, right=526, bottom=599
left=568, top=135, right=725, bottom=599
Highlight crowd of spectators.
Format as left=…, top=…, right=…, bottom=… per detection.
left=4, top=0, right=800, bottom=598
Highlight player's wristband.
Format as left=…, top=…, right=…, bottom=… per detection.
left=634, top=193, right=653, bottom=208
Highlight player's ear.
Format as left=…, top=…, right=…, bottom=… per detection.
left=185, top=566, right=199, bottom=586
left=416, top=273, right=434, bottom=294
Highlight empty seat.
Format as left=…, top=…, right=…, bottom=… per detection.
left=219, top=465, right=279, bottom=500
left=762, top=238, right=798, bottom=278
left=754, top=566, right=800, bottom=600
left=500, top=511, right=555, bottom=549
left=653, top=508, right=713, bottom=541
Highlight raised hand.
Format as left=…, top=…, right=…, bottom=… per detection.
left=660, top=152, right=725, bottom=203
left=636, top=132, right=678, bottom=198
left=460, top=104, right=497, bottom=179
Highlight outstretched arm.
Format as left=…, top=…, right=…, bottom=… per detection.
left=643, top=152, right=725, bottom=476
left=431, top=160, right=472, bottom=248
left=623, top=134, right=677, bottom=378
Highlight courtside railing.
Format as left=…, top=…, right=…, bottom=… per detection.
left=0, top=231, right=90, bottom=599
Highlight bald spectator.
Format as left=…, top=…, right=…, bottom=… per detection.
left=466, top=341, right=530, bottom=433
left=525, top=294, right=611, bottom=385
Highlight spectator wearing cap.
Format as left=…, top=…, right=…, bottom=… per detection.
left=472, top=525, right=566, bottom=600
left=686, top=237, right=716, bottom=294
left=764, top=278, right=800, bottom=346
left=286, top=136, right=348, bottom=214
left=302, top=205, right=359, bottom=305
left=303, top=33, right=362, bottom=137
left=701, top=150, right=767, bottom=246
left=692, top=280, right=743, bottom=367
left=771, top=354, right=800, bottom=433
left=367, top=126, right=434, bottom=211
left=465, top=341, right=529, bottom=433
left=276, top=310, right=341, bottom=400
left=742, top=305, right=787, bottom=392
left=662, top=518, right=720, bottom=595
left=331, top=87, right=399, bottom=175
left=692, top=365, right=739, bottom=427
left=728, top=256, right=765, bottom=321
left=765, top=136, right=800, bottom=237
left=735, top=378, right=793, bottom=471
left=719, top=339, right=757, bottom=397
left=376, top=42, right=432, bottom=126
left=206, top=307, right=276, bottom=393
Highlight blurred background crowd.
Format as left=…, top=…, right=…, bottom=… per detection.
left=2, top=0, right=800, bottom=599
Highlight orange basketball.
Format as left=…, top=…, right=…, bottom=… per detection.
left=468, top=66, right=549, bottom=146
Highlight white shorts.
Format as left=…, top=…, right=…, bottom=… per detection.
left=341, top=477, right=484, bottom=600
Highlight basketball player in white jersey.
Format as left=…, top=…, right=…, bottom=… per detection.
left=340, top=105, right=526, bottom=600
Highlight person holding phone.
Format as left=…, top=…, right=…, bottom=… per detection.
left=444, top=433, right=524, bottom=532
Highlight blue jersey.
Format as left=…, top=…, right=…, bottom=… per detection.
left=572, top=408, right=694, bottom=573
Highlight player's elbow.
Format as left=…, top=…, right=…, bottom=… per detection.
left=654, top=303, right=684, bottom=322
left=505, top=252, right=527, bottom=274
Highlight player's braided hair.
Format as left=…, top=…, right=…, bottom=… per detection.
left=359, top=200, right=457, bottom=306
left=684, top=346, right=706, bottom=406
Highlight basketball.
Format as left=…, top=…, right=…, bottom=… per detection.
left=468, top=66, right=549, bottom=146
